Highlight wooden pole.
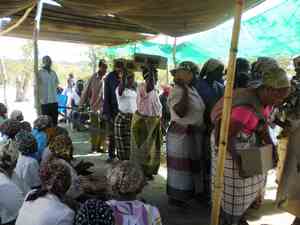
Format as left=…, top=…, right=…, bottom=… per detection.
left=33, top=0, right=44, bottom=115
left=0, top=57, right=8, bottom=105
left=210, top=1, right=244, bottom=225
left=172, top=37, right=177, bottom=68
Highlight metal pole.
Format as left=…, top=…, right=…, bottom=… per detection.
left=33, top=0, right=44, bottom=115
left=210, top=1, right=244, bottom=225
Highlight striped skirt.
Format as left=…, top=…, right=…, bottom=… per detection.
left=166, top=127, right=204, bottom=202
left=114, top=112, right=133, bottom=160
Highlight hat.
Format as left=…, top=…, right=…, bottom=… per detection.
left=107, top=161, right=145, bottom=196
left=170, top=61, right=200, bottom=76
left=293, top=56, right=300, bottom=69
left=15, top=130, right=37, bottom=155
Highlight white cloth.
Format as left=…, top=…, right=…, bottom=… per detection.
left=38, top=68, right=59, bottom=104
left=116, top=87, right=137, bottom=114
left=15, top=155, right=41, bottom=189
left=168, top=85, right=205, bottom=127
left=0, top=173, right=24, bottom=224
left=16, top=193, right=74, bottom=225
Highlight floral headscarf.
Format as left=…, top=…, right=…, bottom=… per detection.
left=0, top=119, right=22, bottom=139
left=48, top=134, right=73, bottom=161
left=107, top=161, right=145, bottom=196
left=15, top=130, right=37, bottom=155
left=33, top=115, right=53, bottom=130
left=10, top=110, right=23, bottom=121
left=75, top=199, right=115, bottom=225
left=40, top=158, right=71, bottom=196
left=20, top=121, right=32, bottom=132
left=200, top=58, right=224, bottom=78
left=0, top=142, right=18, bottom=176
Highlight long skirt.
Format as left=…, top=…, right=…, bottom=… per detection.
left=166, top=129, right=204, bottom=202
left=130, top=113, right=162, bottom=177
left=114, top=112, right=133, bottom=160
left=211, top=130, right=266, bottom=224
left=90, top=112, right=106, bottom=152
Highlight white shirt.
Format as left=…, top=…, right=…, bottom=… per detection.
left=16, top=193, right=74, bottom=225
left=0, top=173, right=24, bottom=224
left=38, top=68, right=59, bottom=104
left=116, top=87, right=137, bottom=114
left=15, top=154, right=41, bottom=189
left=168, top=85, right=205, bottom=127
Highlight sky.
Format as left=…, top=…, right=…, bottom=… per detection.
left=0, top=0, right=283, bottom=63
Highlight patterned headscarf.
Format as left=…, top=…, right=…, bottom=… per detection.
left=40, top=158, right=71, bottom=196
left=10, top=110, right=23, bottom=121
left=200, top=58, right=224, bottom=78
left=0, top=103, right=7, bottom=116
left=20, top=121, right=32, bottom=132
left=33, top=115, right=53, bottom=130
left=15, top=130, right=37, bottom=155
left=107, top=161, right=145, bottom=196
left=0, top=141, right=18, bottom=175
left=75, top=199, right=115, bottom=225
left=170, top=61, right=200, bottom=77
left=48, top=134, right=73, bottom=161
left=45, top=126, right=69, bottom=144
left=0, top=119, right=22, bottom=139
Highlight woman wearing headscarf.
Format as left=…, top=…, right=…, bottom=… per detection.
left=115, top=67, right=137, bottom=160
left=166, top=61, right=206, bottom=207
left=210, top=62, right=290, bottom=225
left=107, top=161, right=162, bottom=225
left=15, top=130, right=41, bottom=190
left=130, top=63, right=162, bottom=180
left=16, top=158, right=75, bottom=225
left=0, top=138, right=25, bottom=225
left=32, top=115, right=53, bottom=162
left=75, top=199, right=115, bottom=225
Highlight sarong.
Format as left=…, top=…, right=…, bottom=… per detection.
left=114, top=112, right=133, bottom=160
left=276, top=129, right=300, bottom=217
left=90, top=112, right=106, bottom=152
left=211, top=129, right=266, bottom=224
left=166, top=126, right=204, bottom=202
left=130, top=113, right=162, bottom=177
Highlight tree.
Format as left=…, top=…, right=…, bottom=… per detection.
left=16, top=41, right=33, bottom=102
left=86, top=46, right=106, bottom=74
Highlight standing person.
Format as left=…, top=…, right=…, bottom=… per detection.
left=159, top=85, right=171, bottom=136
left=114, top=68, right=137, bottom=160
left=103, top=60, right=125, bottom=162
left=15, top=158, right=75, bottom=225
left=79, top=60, right=108, bottom=153
left=130, top=63, right=162, bottom=180
left=234, top=58, right=251, bottom=89
left=166, top=61, right=206, bottom=207
left=210, top=64, right=290, bottom=225
left=38, top=56, right=59, bottom=125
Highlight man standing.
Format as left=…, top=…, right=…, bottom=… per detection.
left=38, top=56, right=59, bottom=125
left=79, top=60, right=107, bottom=152
left=103, top=60, right=124, bottom=162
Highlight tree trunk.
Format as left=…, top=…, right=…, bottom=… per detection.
left=15, top=72, right=30, bottom=102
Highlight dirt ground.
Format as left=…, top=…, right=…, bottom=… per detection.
left=68, top=125, right=295, bottom=225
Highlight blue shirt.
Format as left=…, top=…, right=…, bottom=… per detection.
left=32, top=129, right=48, bottom=162
left=103, top=71, right=120, bottom=120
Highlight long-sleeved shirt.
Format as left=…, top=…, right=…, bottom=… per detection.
left=103, top=71, right=120, bottom=120
left=79, top=72, right=104, bottom=112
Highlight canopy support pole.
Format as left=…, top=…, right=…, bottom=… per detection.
left=172, top=37, right=177, bottom=67
left=210, top=1, right=244, bottom=225
left=33, top=0, right=44, bottom=115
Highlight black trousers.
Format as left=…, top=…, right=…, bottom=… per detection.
left=41, top=103, right=58, bottom=125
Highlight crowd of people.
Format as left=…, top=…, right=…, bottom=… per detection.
left=0, top=54, right=300, bottom=225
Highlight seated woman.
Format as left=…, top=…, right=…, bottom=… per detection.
left=32, top=115, right=53, bottom=162
left=15, top=130, right=41, bottom=190
left=16, top=158, right=75, bottom=225
left=9, top=110, right=24, bottom=122
left=0, top=138, right=25, bottom=225
left=107, top=161, right=162, bottom=225
left=75, top=199, right=115, bottom=225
